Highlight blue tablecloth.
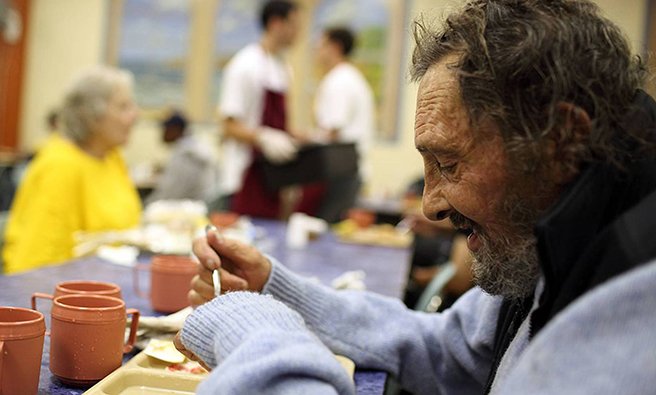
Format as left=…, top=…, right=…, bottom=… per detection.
left=0, top=219, right=410, bottom=394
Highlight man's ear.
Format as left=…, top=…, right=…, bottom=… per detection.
left=544, top=102, right=592, bottom=185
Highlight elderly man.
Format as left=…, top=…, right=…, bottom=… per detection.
left=177, top=1, right=656, bottom=394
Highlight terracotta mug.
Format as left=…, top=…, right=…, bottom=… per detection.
left=134, top=255, right=197, bottom=313
left=46, top=295, right=139, bottom=387
left=31, top=280, right=122, bottom=310
left=209, top=211, right=240, bottom=228
left=0, top=307, right=46, bottom=395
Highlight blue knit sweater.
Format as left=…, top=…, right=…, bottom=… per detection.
left=181, top=257, right=656, bottom=394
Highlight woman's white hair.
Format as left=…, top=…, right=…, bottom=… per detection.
left=59, top=65, right=134, bottom=144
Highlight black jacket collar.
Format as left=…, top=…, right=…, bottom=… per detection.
left=484, top=90, right=656, bottom=395
left=531, top=90, right=656, bottom=334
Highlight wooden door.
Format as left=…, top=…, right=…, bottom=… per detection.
left=0, top=0, right=30, bottom=151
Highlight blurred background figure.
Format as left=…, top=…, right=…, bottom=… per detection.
left=2, top=66, right=142, bottom=274
left=217, top=0, right=301, bottom=218
left=146, top=111, right=220, bottom=205
left=46, top=108, right=59, bottom=133
left=310, top=27, right=375, bottom=223
left=401, top=177, right=473, bottom=311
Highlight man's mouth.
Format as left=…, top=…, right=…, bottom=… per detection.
left=449, top=213, right=482, bottom=252
left=465, top=228, right=482, bottom=252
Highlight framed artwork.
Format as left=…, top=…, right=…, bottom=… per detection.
left=311, top=0, right=408, bottom=141
left=113, top=0, right=190, bottom=110
left=108, top=0, right=408, bottom=141
left=210, top=0, right=264, bottom=108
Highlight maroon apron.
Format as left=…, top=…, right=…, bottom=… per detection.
left=231, top=89, right=287, bottom=218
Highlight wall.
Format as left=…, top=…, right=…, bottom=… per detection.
left=17, top=0, right=649, bottom=198
left=20, top=0, right=107, bottom=150
left=596, top=0, right=648, bottom=51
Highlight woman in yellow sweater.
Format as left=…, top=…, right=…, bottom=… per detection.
left=3, top=66, right=142, bottom=274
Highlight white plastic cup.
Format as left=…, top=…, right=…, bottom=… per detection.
left=286, top=213, right=309, bottom=249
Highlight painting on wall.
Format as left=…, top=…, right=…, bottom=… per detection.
left=312, top=0, right=407, bottom=141
left=313, top=0, right=388, bottom=111
left=210, top=0, right=264, bottom=108
left=116, top=0, right=190, bottom=110
left=110, top=0, right=407, bottom=140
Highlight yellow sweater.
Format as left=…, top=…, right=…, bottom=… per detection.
left=3, top=136, right=142, bottom=274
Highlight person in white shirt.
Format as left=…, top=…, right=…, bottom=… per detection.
left=312, top=27, right=375, bottom=223
left=217, top=0, right=300, bottom=218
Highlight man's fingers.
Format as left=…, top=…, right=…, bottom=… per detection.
left=174, top=330, right=212, bottom=372
left=191, top=274, right=215, bottom=301
left=197, top=359, right=212, bottom=372
left=188, top=290, right=210, bottom=307
left=173, top=332, right=193, bottom=358
left=207, top=236, right=258, bottom=267
left=220, top=269, right=249, bottom=292
left=196, top=268, right=247, bottom=294
left=193, top=236, right=221, bottom=271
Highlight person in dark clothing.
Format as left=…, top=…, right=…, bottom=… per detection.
left=402, top=177, right=470, bottom=310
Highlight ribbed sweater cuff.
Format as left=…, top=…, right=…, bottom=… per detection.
left=181, top=291, right=306, bottom=368
left=262, top=258, right=330, bottom=329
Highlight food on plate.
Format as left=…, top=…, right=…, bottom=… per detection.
left=144, top=339, right=186, bottom=364
left=166, top=360, right=208, bottom=375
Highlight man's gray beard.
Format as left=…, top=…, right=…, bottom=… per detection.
left=470, top=183, right=544, bottom=300
left=471, top=230, right=541, bottom=300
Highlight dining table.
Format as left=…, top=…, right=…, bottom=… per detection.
left=0, top=218, right=411, bottom=394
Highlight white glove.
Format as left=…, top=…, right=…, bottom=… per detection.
left=255, top=127, right=298, bottom=164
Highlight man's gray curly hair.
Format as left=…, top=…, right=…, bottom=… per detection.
left=411, top=0, right=648, bottom=172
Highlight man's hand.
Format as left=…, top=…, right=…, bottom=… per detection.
left=173, top=331, right=211, bottom=371
left=189, top=230, right=272, bottom=307
left=176, top=292, right=310, bottom=372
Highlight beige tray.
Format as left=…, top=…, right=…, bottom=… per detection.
left=83, top=351, right=206, bottom=394
left=336, top=226, right=412, bottom=248
left=84, top=350, right=355, bottom=394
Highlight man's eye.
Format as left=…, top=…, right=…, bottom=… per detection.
left=438, top=163, right=457, bottom=175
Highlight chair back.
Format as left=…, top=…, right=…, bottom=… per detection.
left=414, top=262, right=457, bottom=312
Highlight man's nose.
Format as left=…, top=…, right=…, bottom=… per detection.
left=422, top=186, right=451, bottom=221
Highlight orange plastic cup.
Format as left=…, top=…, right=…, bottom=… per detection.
left=31, top=280, right=122, bottom=310
left=0, top=307, right=45, bottom=395
left=47, top=295, right=139, bottom=387
left=134, top=255, right=197, bottom=313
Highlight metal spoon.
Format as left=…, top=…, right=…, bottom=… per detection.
left=205, top=224, right=221, bottom=297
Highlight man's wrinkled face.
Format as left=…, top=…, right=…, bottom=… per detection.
left=415, top=59, right=548, bottom=299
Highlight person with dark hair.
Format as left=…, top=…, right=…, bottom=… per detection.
left=401, top=177, right=474, bottom=311
left=311, top=26, right=375, bottom=223
left=217, top=0, right=301, bottom=218
left=177, top=1, right=656, bottom=393
left=46, top=108, right=59, bottom=132
left=260, top=0, right=298, bottom=29
left=146, top=111, right=219, bottom=204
